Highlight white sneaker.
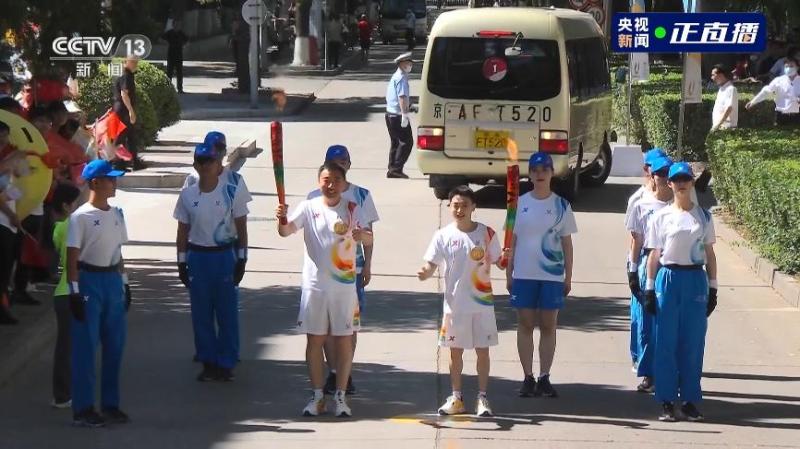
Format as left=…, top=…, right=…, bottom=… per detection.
left=437, top=394, right=466, bottom=415
left=51, top=399, right=72, bottom=409
left=334, top=393, right=351, bottom=417
left=302, top=396, right=326, bottom=416
left=475, top=395, right=493, bottom=417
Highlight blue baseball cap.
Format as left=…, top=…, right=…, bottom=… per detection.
left=649, top=156, right=673, bottom=173
left=325, top=144, right=350, bottom=161
left=203, top=131, right=226, bottom=147
left=194, top=143, right=216, bottom=159
left=644, top=147, right=667, bottom=166
left=82, top=159, right=125, bottom=181
left=668, top=162, right=694, bottom=180
left=529, top=151, right=553, bottom=168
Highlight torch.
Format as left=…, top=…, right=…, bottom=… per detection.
left=498, top=139, right=520, bottom=269
left=270, top=121, right=287, bottom=225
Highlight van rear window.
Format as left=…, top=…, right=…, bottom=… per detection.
left=426, top=37, right=561, bottom=101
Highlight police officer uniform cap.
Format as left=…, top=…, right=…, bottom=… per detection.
left=394, top=52, right=414, bottom=64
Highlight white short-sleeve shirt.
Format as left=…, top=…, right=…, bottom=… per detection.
left=173, top=170, right=251, bottom=247
left=624, top=185, right=647, bottom=226
left=645, top=205, right=716, bottom=266
left=512, top=193, right=578, bottom=282
left=625, top=191, right=671, bottom=241
left=713, top=81, right=738, bottom=129
left=184, top=166, right=231, bottom=189
left=67, top=202, right=128, bottom=266
left=424, top=222, right=501, bottom=315
left=308, top=183, right=379, bottom=273
left=289, top=197, right=366, bottom=290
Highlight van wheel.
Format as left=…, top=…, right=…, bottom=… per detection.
left=580, top=141, right=612, bottom=188
left=433, top=187, right=450, bottom=200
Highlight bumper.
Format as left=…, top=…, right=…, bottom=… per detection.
left=417, top=149, right=571, bottom=180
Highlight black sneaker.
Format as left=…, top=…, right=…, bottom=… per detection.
left=681, top=402, right=705, bottom=422
left=102, top=407, right=130, bottom=424
left=323, top=372, right=337, bottom=395
left=197, top=363, right=218, bottom=382
left=72, top=408, right=106, bottom=428
left=12, top=291, right=41, bottom=306
left=534, top=375, right=558, bottom=398
left=636, top=377, right=655, bottom=393
left=519, top=375, right=536, bottom=397
left=218, top=367, right=235, bottom=382
left=659, top=402, right=677, bottom=422
left=346, top=376, right=356, bottom=395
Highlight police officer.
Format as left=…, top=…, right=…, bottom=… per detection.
left=67, top=160, right=131, bottom=427
left=385, top=52, right=414, bottom=179
left=643, top=162, right=718, bottom=422
left=162, top=20, right=188, bottom=94
left=174, top=143, right=251, bottom=382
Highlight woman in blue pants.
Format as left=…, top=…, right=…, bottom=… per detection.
left=643, top=162, right=718, bottom=422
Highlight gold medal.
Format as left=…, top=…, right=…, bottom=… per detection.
left=470, top=246, right=485, bottom=261
left=333, top=221, right=348, bottom=235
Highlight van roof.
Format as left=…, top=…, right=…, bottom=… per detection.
left=430, top=7, right=601, bottom=40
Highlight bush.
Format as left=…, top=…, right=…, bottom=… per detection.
left=638, top=91, right=773, bottom=161
left=75, top=60, right=179, bottom=149
left=706, top=128, right=800, bottom=273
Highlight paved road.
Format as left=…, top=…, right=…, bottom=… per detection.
left=1, top=45, right=799, bottom=449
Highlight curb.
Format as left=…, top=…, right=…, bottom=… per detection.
left=715, top=212, right=800, bottom=308
left=0, top=303, right=57, bottom=388
left=117, top=172, right=188, bottom=189
left=179, top=94, right=316, bottom=120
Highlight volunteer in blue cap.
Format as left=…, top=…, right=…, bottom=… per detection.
left=174, top=143, right=252, bottom=383
left=624, top=147, right=666, bottom=369
left=185, top=131, right=228, bottom=188
left=507, top=152, right=577, bottom=398
left=307, top=145, right=380, bottom=396
left=643, top=162, right=718, bottom=422
left=624, top=155, right=673, bottom=393
left=67, top=160, right=131, bottom=427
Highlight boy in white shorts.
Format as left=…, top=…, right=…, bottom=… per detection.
left=418, top=186, right=506, bottom=417
left=276, top=161, right=373, bottom=418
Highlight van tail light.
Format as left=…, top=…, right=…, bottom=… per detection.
left=418, top=127, right=445, bottom=151
left=477, top=30, right=516, bottom=37
left=539, top=130, right=569, bottom=154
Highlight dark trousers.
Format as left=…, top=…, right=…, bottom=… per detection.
left=14, top=214, right=45, bottom=294
left=113, top=109, right=138, bottom=159
left=775, top=111, right=800, bottom=127
left=166, top=58, right=184, bottom=92
left=385, top=113, right=414, bottom=173
left=405, top=28, right=415, bottom=50
left=0, top=226, right=16, bottom=301
left=329, top=41, right=341, bottom=68
left=53, top=295, right=71, bottom=403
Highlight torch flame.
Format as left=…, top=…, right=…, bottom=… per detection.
left=272, top=89, right=287, bottom=112
left=506, top=138, right=518, bottom=164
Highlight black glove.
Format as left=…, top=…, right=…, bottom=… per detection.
left=234, top=259, right=247, bottom=286
left=69, top=293, right=86, bottom=322
left=643, top=290, right=657, bottom=316
left=178, top=262, right=190, bottom=288
left=124, top=284, right=132, bottom=311
left=707, top=288, right=718, bottom=317
left=628, top=271, right=642, bottom=301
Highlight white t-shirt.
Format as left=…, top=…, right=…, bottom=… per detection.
left=713, top=81, right=738, bottom=129
left=512, top=193, right=578, bottom=282
left=173, top=171, right=251, bottom=247
left=67, top=202, right=128, bottom=266
left=645, top=205, right=715, bottom=266
left=308, top=183, right=379, bottom=273
left=751, top=75, right=800, bottom=114
left=424, top=222, right=501, bottom=315
left=625, top=191, right=671, bottom=241
left=289, top=196, right=366, bottom=290
left=624, top=185, right=646, bottom=226
left=184, top=166, right=230, bottom=188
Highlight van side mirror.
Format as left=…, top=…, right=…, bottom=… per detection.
left=505, top=47, right=522, bottom=57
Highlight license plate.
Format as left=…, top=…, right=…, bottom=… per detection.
left=475, top=130, right=510, bottom=149
left=446, top=103, right=541, bottom=123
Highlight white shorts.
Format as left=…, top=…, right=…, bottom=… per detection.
left=438, top=310, right=498, bottom=349
left=297, top=287, right=361, bottom=336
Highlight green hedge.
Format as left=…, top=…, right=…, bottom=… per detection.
left=706, top=128, right=800, bottom=273
left=76, top=60, right=179, bottom=149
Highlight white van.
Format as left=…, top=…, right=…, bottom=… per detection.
left=416, top=7, right=613, bottom=200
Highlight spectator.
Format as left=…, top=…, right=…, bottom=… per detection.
left=326, top=13, right=344, bottom=69
left=358, top=14, right=372, bottom=62
left=746, top=56, right=800, bottom=127
left=0, top=120, right=21, bottom=324
left=754, top=39, right=784, bottom=82
left=710, top=64, right=738, bottom=131
left=112, top=58, right=145, bottom=170
left=768, top=46, right=799, bottom=81
left=405, top=8, right=416, bottom=50
left=50, top=181, right=81, bottom=408
left=162, top=20, right=188, bottom=94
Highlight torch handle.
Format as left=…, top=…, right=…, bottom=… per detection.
left=499, top=165, right=520, bottom=269
left=271, top=121, right=287, bottom=225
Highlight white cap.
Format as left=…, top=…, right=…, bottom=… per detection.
left=394, top=52, right=414, bottom=64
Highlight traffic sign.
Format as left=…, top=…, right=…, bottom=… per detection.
left=242, top=0, right=268, bottom=26
left=586, top=5, right=605, bottom=26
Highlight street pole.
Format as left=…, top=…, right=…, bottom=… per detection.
left=677, top=53, right=686, bottom=159
left=249, top=21, right=258, bottom=108
left=626, top=52, right=632, bottom=146
left=323, top=7, right=328, bottom=71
